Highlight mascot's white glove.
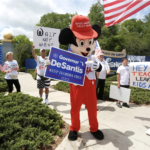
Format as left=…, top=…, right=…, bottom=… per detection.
left=85, top=55, right=100, bottom=71
left=44, top=60, right=51, bottom=67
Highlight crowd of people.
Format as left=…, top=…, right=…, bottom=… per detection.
left=2, top=50, right=150, bottom=136
left=2, top=49, right=131, bottom=108
left=96, top=53, right=130, bottom=108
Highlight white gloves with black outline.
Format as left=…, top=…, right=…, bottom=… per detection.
left=85, top=55, right=100, bottom=71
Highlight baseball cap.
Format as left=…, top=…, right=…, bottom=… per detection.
left=70, top=15, right=98, bottom=39
left=40, top=49, right=45, bottom=52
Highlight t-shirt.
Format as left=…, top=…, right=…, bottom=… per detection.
left=98, top=60, right=110, bottom=79
left=117, top=65, right=129, bottom=85
left=36, top=56, right=48, bottom=80
left=4, top=60, right=19, bottom=80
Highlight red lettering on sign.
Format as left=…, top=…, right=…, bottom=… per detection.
left=132, top=72, right=137, bottom=76
left=138, top=72, right=142, bottom=76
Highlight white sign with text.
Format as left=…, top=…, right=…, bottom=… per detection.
left=109, top=85, right=131, bottom=103
left=129, top=62, right=150, bottom=90
left=33, top=26, right=60, bottom=49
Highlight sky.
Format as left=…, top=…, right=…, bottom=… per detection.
left=0, top=0, right=150, bottom=41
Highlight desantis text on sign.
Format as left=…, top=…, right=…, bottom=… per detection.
left=129, top=62, right=150, bottom=90
left=33, top=26, right=60, bottom=49
left=45, top=47, right=87, bottom=86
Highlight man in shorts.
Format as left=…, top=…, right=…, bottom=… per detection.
left=32, top=46, right=51, bottom=105
left=116, top=58, right=130, bottom=108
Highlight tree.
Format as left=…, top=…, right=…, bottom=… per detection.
left=16, top=42, right=33, bottom=68
left=13, top=35, right=31, bottom=48
left=13, top=35, right=33, bottom=68
left=88, top=0, right=104, bottom=27
left=119, top=18, right=150, bottom=56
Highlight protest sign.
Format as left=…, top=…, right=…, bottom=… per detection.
left=45, top=47, right=87, bottom=86
left=129, top=62, right=150, bottom=90
left=33, top=26, right=60, bottom=49
left=109, top=85, right=131, bottom=103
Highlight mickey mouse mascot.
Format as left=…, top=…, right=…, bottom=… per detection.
left=59, top=15, right=104, bottom=141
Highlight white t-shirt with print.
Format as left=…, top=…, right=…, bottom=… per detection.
left=98, top=60, right=110, bottom=79
left=117, top=65, right=129, bottom=85
left=4, top=60, right=19, bottom=80
left=36, top=56, right=48, bottom=80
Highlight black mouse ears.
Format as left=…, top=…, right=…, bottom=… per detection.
left=59, top=28, right=74, bottom=45
left=92, top=24, right=101, bottom=40
left=59, top=25, right=101, bottom=45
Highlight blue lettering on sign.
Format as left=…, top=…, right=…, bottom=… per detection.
left=132, top=64, right=149, bottom=72
left=133, top=81, right=146, bottom=88
left=148, top=84, right=150, bottom=89
left=45, top=47, right=87, bottom=86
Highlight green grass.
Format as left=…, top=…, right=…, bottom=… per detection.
left=54, top=80, right=150, bottom=105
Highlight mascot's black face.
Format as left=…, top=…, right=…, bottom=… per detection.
left=70, top=38, right=96, bottom=57
left=59, top=24, right=101, bottom=57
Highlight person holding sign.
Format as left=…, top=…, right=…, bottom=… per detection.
left=3, top=52, right=21, bottom=93
left=96, top=52, right=110, bottom=100
left=116, top=58, right=130, bottom=108
left=32, top=46, right=51, bottom=105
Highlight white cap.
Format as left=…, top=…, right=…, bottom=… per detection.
left=40, top=49, right=45, bottom=52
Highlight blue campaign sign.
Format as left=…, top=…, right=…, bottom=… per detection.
left=45, top=47, right=87, bottom=86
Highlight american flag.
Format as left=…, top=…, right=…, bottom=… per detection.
left=103, top=0, right=150, bottom=27
left=95, top=40, right=103, bottom=58
left=68, top=44, right=73, bottom=52
left=1, top=63, right=8, bottom=72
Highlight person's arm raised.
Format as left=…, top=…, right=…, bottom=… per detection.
left=32, top=45, right=37, bottom=60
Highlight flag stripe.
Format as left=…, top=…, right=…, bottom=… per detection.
left=104, top=3, right=131, bottom=14
left=104, top=0, right=127, bottom=8
left=106, top=1, right=150, bottom=26
left=103, top=0, right=150, bottom=27
left=105, top=0, right=145, bottom=23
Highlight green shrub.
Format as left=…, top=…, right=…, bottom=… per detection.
left=0, top=72, right=8, bottom=92
left=106, top=75, right=117, bottom=81
left=27, top=69, right=36, bottom=80
left=103, top=81, right=150, bottom=104
left=19, top=67, right=25, bottom=72
left=54, top=81, right=70, bottom=93
left=0, top=92, right=64, bottom=150
left=53, top=80, right=150, bottom=105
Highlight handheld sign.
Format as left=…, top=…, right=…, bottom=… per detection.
left=129, top=62, right=150, bottom=90
left=33, top=26, right=60, bottom=49
left=109, top=85, right=131, bottom=103
left=45, top=47, right=87, bottom=86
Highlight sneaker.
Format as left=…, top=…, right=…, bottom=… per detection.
left=45, top=99, right=50, bottom=105
left=116, top=102, right=122, bottom=108
left=122, top=103, right=130, bottom=108
left=146, top=129, right=150, bottom=135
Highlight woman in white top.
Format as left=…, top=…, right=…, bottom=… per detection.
left=3, top=52, right=21, bottom=93
left=96, top=53, right=110, bottom=100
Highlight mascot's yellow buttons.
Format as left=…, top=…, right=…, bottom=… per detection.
left=88, top=59, right=91, bottom=61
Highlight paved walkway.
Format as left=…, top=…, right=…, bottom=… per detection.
left=18, top=72, right=150, bottom=150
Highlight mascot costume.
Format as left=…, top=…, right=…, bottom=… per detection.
left=59, top=15, right=104, bottom=141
